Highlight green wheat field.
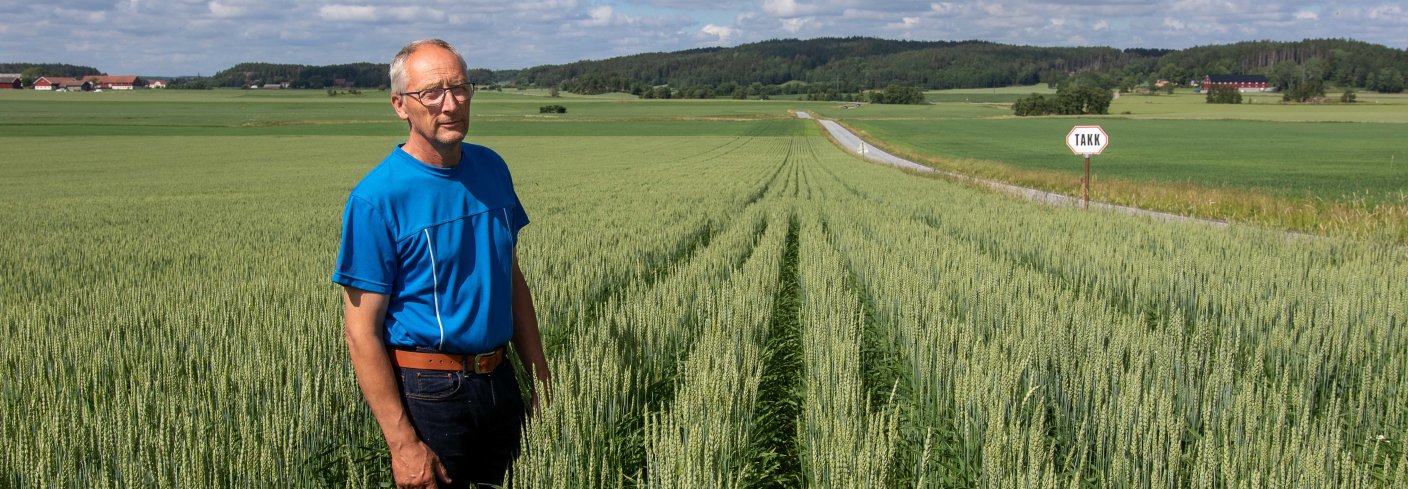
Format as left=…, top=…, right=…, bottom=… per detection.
left=1, top=89, right=1406, bottom=487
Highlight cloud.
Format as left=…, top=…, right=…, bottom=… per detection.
left=53, top=7, right=107, bottom=23
left=0, top=0, right=1404, bottom=77
left=582, top=5, right=615, bottom=26
left=780, top=17, right=810, bottom=33
left=763, top=0, right=814, bottom=17
left=699, top=23, right=738, bottom=43
left=207, top=1, right=246, bottom=18
left=318, top=5, right=377, bottom=22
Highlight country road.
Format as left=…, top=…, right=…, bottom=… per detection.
left=797, top=111, right=1230, bottom=229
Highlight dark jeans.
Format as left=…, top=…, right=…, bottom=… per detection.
left=399, top=361, right=525, bottom=488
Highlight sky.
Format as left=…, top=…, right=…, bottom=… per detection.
left=1, top=0, right=1405, bottom=76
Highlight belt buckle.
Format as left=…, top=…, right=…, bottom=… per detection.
left=471, top=350, right=497, bottom=374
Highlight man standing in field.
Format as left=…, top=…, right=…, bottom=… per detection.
left=332, top=39, right=550, bottom=488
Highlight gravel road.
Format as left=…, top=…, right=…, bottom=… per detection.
left=801, top=112, right=1229, bottom=228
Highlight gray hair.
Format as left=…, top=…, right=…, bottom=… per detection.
left=389, top=39, right=467, bottom=94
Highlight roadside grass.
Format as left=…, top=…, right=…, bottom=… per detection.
left=833, top=120, right=1408, bottom=243
left=838, top=117, right=1408, bottom=202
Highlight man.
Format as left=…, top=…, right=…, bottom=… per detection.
left=332, top=39, right=550, bottom=488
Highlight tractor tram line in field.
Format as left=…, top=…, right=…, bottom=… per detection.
left=4, top=94, right=1408, bottom=486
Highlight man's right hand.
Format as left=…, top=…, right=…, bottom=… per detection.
left=392, top=440, right=452, bottom=488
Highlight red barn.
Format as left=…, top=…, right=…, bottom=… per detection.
left=33, top=77, right=93, bottom=91
left=1202, top=75, right=1269, bottom=93
left=0, top=74, right=21, bottom=89
left=83, top=75, right=145, bottom=90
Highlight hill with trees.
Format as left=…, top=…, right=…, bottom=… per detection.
left=0, top=63, right=102, bottom=86
left=16, top=37, right=1400, bottom=99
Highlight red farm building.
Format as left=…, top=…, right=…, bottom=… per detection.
left=0, top=74, right=22, bottom=89
left=33, top=77, right=93, bottom=91
left=82, top=75, right=146, bottom=90
left=1202, top=74, right=1269, bottom=93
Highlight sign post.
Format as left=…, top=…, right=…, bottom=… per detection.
left=1065, top=125, right=1109, bottom=209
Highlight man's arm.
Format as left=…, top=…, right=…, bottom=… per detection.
left=509, top=249, right=551, bottom=404
left=343, top=287, right=450, bottom=488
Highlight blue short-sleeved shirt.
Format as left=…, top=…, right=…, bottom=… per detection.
left=332, top=143, right=529, bottom=354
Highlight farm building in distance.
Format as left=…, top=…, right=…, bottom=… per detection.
left=0, top=74, right=22, bottom=89
left=31, top=75, right=146, bottom=91
left=33, top=77, right=93, bottom=91
left=83, top=75, right=146, bottom=90
left=1202, top=74, right=1269, bottom=93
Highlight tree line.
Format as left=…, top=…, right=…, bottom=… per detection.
left=0, top=63, right=102, bottom=85
left=8, top=37, right=1404, bottom=99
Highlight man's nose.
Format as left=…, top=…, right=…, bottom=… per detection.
left=440, top=92, right=464, bottom=112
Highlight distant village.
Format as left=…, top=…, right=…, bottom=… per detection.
left=1, top=72, right=1274, bottom=95
left=0, top=74, right=297, bottom=91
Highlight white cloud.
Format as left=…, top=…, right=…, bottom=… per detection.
left=763, top=0, right=814, bottom=17
left=54, top=7, right=106, bottom=23
left=781, top=17, right=810, bottom=33
left=929, top=2, right=961, bottom=16
left=206, top=1, right=245, bottom=18
left=700, top=23, right=738, bottom=43
left=582, top=5, right=614, bottom=26
left=0, top=0, right=1405, bottom=77
left=318, top=5, right=377, bottom=22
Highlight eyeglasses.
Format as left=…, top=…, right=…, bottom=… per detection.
left=399, top=83, right=475, bottom=108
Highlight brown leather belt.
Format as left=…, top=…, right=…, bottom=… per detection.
left=389, top=347, right=507, bottom=374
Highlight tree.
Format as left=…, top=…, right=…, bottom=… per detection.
left=1282, top=78, right=1324, bottom=102
left=1206, top=85, right=1242, bottom=104
left=1269, top=60, right=1303, bottom=91
left=19, top=67, right=43, bottom=87
left=1012, top=93, right=1055, bottom=116
left=1013, top=85, right=1111, bottom=115
left=1302, top=58, right=1328, bottom=83
left=1369, top=68, right=1404, bottom=93
left=866, top=83, right=925, bottom=104
left=1340, top=89, right=1357, bottom=103
left=548, top=86, right=560, bottom=98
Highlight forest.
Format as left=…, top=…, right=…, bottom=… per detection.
left=9, top=38, right=1405, bottom=99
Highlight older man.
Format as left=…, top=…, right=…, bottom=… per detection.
left=332, top=39, right=550, bottom=488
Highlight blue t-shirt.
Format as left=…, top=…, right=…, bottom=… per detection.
left=332, top=143, right=529, bottom=354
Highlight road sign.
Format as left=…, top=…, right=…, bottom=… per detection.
left=1066, top=125, right=1109, bottom=155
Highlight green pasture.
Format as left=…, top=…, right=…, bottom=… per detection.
left=3, top=87, right=1405, bottom=204
left=0, top=89, right=817, bottom=138
left=842, top=117, right=1408, bottom=202
left=806, top=89, right=1408, bottom=203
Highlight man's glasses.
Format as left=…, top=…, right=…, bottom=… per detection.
left=399, top=83, right=475, bottom=108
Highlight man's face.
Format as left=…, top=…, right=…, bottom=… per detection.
left=392, top=46, right=470, bottom=149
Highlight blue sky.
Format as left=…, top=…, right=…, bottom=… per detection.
left=1, top=0, right=1404, bottom=76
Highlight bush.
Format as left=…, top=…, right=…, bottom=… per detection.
left=1282, top=78, right=1325, bottom=103
left=1206, top=85, right=1242, bottom=104
left=1341, top=89, right=1357, bottom=103
left=864, top=84, right=926, bottom=104
left=1012, top=94, right=1056, bottom=116
left=538, top=105, right=567, bottom=114
left=1012, top=85, right=1112, bottom=116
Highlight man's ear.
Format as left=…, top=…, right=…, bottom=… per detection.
left=391, top=94, right=410, bottom=121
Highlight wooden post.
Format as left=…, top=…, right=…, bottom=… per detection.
left=1083, top=154, right=1090, bottom=209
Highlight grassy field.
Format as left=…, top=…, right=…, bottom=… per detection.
left=2, top=90, right=1407, bottom=487
left=805, top=89, right=1408, bottom=240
